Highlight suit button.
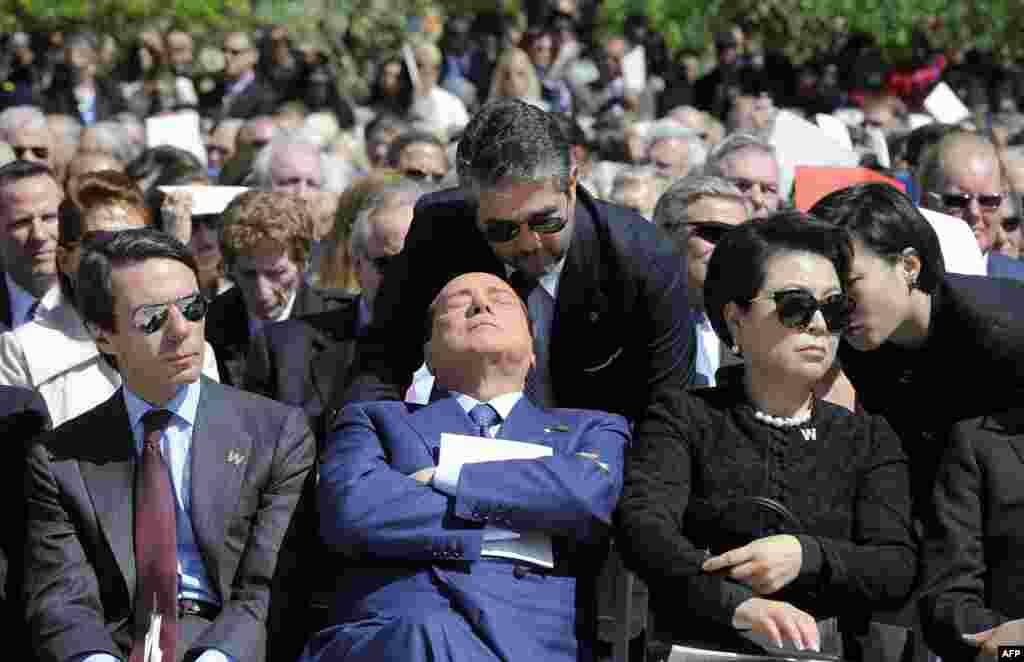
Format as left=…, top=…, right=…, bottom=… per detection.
left=513, top=565, right=528, bottom=580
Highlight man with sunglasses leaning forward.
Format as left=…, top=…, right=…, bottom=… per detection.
left=919, top=130, right=1024, bottom=282
left=337, top=98, right=693, bottom=439
left=23, top=228, right=314, bottom=662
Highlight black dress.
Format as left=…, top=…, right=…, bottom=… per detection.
left=616, top=380, right=917, bottom=655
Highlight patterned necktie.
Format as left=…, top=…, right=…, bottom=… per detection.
left=130, top=409, right=178, bottom=662
left=469, top=403, right=501, bottom=438
left=506, top=272, right=555, bottom=407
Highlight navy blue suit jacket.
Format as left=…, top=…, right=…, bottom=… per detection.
left=304, top=395, right=629, bottom=662
left=337, top=186, right=693, bottom=427
left=987, top=252, right=1024, bottom=282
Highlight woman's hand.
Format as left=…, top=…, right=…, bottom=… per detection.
left=733, top=597, right=820, bottom=652
left=703, top=534, right=803, bottom=595
left=963, top=619, right=1024, bottom=659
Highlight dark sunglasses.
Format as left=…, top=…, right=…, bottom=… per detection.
left=1004, top=216, right=1022, bottom=232
left=929, top=191, right=1004, bottom=211
left=685, top=221, right=735, bottom=244
left=13, top=146, right=49, bottom=160
left=482, top=215, right=569, bottom=243
left=369, top=254, right=395, bottom=272
left=402, top=168, right=445, bottom=184
left=130, top=292, right=209, bottom=335
left=748, top=289, right=853, bottom=333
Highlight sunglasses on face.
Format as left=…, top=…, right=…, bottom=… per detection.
left=14, top=146, right=49, bottom=160
left=130, top=292, right=209, bottom=335
left=402, top=168, right=445, bottom=184
left=679, top=221, right=735, bottom=244
left=1004, top=216, right=1022, bottom=232
left=748, top=288, right=853, bottom=333
left=929, top=191, right=1004, bottom=212
left=481, top=212, right=569, bottom=243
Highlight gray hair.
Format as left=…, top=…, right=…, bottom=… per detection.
left=350, top=179, right=428, bottom=256
left=653, top=174, right=750, bottom=229
left=703, top=132, right=778, bottom=178
left=65, top=32, right=99, bottom=52
left=249, top=129, right=330, bottom=190
left=82, top=121, right=139, bottom=164
left=456, top=99, right=572, bottom=201
left=918, top=130, right=996, bottom=195
left=0, top=106, right=48, bottom=141
left=647, top=122, right=708, bottom=170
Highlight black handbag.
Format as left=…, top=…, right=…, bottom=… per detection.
left=683, top=495, right=805, bottom=558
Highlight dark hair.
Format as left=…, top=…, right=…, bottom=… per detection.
left=125, top=145, right=207, bottom=193
left=809, top=182, right=944, bottom=293
left=548, top=112, right=587, bottom=148
left=367, top=55, right=414, bottom=116
left=385, top=130, right=446, bottom=167
left=456, top=99, right=572, bottom=199
left=0, top=159, right=55, bottom=195
left=76, top=227, right=199, bottom=333
left=59, top=170, right=151, bottom=247
left=705, top=211, right=852, bottom=348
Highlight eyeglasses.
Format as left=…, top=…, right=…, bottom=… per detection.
left=729, top=177, right=779, bottom=197
left=663, top=221, right=735, bottom=244
left=130, top=292, right=209, bottom=335
left=928, top=191, right=1004, bottom=213
left=481, top=198, right=571, bottom=243
left=1004, top=216, right=1022, bottom=232
left=223, top=47, right=251, bottom=57
left=13, top=146, right=49, bottom=160
left=748, top=288, right=853, bottom=333
left=402, top=168, right=445, bottom=184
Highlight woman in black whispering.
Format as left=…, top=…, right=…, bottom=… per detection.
left=616, top=212, right=916, bottom=659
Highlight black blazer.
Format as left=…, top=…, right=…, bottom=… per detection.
left=0, top=270, right=12, bottom=330
left=200, top=75, right=278, bottom=120
left=0, top=385, right=49, bottom=658
left=341, top=186, right=693, bottom=425
left=919, top=410, right=1024, bottom=661
left=839, top=273, right=1024, bottom=507
left=244, top=294, right=362, bottom=443
left=205, top=283, right=347, bottom=387
left=23, top=378, right=314, bottom=662
left=44, top=78, right=125, bottom=124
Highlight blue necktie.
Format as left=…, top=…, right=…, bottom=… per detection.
left=507, top=272, right=556, bottom=408
left=469, top=403, right=500, bottom=437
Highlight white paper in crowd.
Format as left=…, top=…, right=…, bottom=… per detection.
left=769, top=110, right=859, bottom=199
left=622, top=45, right=647, bottom=95
left=174, top=76, right=199, bottom=107
left=402, top=43, right=421, bottom=90
left=815, top=114, right=854, bottom=151
left=145, top=111, right=206, bottom=167
left=918, top=207, right=986, bottom=276
left=924, top=82, right=971, bottom=125
left=864, top=126, right=891, bottom=168
left=832, top=107, right=864, bottom=128
left=158, top=186, right=248, bottom=216
left=438, top=432, right=554, bottom=568
left=908, top=113, right=935, bottom=130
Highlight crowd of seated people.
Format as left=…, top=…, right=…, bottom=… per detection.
left=4, top=8, right=1024, bottom=662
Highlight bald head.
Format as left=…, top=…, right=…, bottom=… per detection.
left=426, top=272, right=534, bottom=398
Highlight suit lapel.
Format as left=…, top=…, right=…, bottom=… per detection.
left=78, top=393, right=138, bottom=602
left=497, top=397, right=567, bottom=449
left=189, top=379, right=251, bottom=597
left=0, top=272, right=12, bottom=329
left=407, top=396, right=477, bottom=460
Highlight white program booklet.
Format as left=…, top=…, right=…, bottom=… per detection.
left=438, top=432, right=554, bottom=568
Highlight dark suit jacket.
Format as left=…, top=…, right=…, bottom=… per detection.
left=0, top=385, right=49, bottom=658
left=205, top=283, right=347, bottom=388
left=245, top=294, right=362, bottom=444
left=340, top=186, right=693, bottom=426
left=987, top=252, right=1024, bottom=282
left=919, top=410, right=1024, bottom=661
left=0, top=270, right=12, bottom=330
left=43, top=78, right=125, bottom=125
left=200, top=75, right=278, bottom=120
left=839, top=273, right=1024, bottom=508
left=23, top=378, right=314, bottom=662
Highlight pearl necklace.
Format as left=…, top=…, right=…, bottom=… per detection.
left=753, top=409, right=812, bottom=429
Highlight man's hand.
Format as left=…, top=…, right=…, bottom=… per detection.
left=703, top=534, right=803, bottom=595
left=733, top=597, right=820, bottom=652
left=161, top=190, right=194, bottom=245
left=408, top=467, right=435, bottom=484
left=963, top=619, right=1024, bottom=659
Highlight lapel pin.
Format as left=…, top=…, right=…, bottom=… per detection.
left=545, top=423, right=570, bottom=433
left=226, top=450, right=246, bottom=466
left=589, top=311, right=599, bottom=323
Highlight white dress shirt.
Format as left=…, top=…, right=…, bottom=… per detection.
left=432, top=390, right=524, bottom=494
left=693, top=310, right=721, bottom=387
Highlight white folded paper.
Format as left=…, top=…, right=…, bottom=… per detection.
left=815, top=113, right=854, bottom=152
left=924, top=82, right=971, bottom=125
left=438, top=432, right=554, bottom=568
left=770, top=110, right=860, bottom=199
left=158, top=185, right=248, bottom=216
left=622, top=46, right=647, bottom=95
left=918, top=207, right=986, bottom=276
left=145, top=110, right=206, bottom=167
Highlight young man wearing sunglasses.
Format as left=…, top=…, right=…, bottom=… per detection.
left=341, top=98, right=694, bottom=435
left=919, top=130, right=1024, bottom=282
left=654, top=174, right=750, bottom=387
left=22, top=228, right=314, bottom=662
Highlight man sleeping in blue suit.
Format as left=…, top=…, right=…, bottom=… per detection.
left=300, top=271, right=629, bottom=662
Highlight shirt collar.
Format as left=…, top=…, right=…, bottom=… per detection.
left=247, top=287, right=298, bottom=338
left=504, top=256, right=566, bottom=299
left=5, top=272, right=37, bottom=327
left=451, top=390, right=524, bottom=422
left=122, top=378, right=202, bottom=450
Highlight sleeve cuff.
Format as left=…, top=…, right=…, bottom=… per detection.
left=795, top=534, right=824, bottom=587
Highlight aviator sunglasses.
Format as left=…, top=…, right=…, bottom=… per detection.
left=482, top=214, right=569, bottom=243
left=130, top=292, right=209, bottom=335
left=748, top=288, right=853, bottom=332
